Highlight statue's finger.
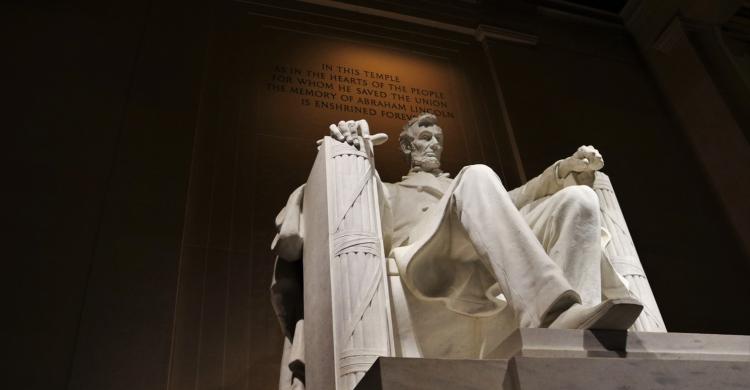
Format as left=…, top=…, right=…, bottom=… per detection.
left=574, top=145, right=588, bottom=159
left=346, top=121, right=358, bottom=145
left=589, top=157, right=603, bottom=170
left=590, top=156, right=604, bottom=170
left=316, top=138, right=324, bottom=146
left=370, top=133, right=389, bottom=145
left=571, top=158, right=589, bottom=172
left=329, top=124, right=344, bottom=141
left=357, top=119, right=370, bottom=136
left=338, top=120, right=350, bottom=139
left=580, top=148, right=598, bottom=163
left=340, top=121, right=351, bottom=136
left=344, top=130, right=354, bottom=145
left=347, top=120, right=358, bottom=135
left=578, top=158, right=591, bottom=172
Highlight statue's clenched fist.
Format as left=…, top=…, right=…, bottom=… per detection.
left=558, top=145, right=604, bottom=183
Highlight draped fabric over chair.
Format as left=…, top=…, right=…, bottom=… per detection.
left=593, top=173, right=667, bottom=332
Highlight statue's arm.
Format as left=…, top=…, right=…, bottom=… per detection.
left=272, top=184, right=306, bottom=262
left=508, top=161, right=571, bottom=209
left=270, top=184, right=305, bottom=344
left=508, top=145, right=605, bottom=209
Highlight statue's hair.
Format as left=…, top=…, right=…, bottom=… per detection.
left=399, top=112, right=438, bottom=161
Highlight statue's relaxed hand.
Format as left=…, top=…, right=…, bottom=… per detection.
left=558, top=145, right=604, bottom=183
left=316, top=120, right=388, bottom=150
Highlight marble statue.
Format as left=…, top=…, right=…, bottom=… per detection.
left=271, top=113, right=666, bottom=390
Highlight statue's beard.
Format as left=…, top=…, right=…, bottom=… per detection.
left=412, top=154, right=441, bottom=172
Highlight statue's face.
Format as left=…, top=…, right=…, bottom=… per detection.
left=407, top=116, right=443, bottom=172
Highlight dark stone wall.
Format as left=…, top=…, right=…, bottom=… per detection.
left=6, top=1, right=748, bottom=390
left=6, top=0, right=211, bottom=389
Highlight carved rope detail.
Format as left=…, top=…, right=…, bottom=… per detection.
left=333, top=231, right=380, bottom=258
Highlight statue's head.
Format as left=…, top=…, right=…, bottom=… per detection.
left=399, top=112, right=443, bottom=173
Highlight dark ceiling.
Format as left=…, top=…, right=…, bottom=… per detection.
left=556, top=0, right=629, bottom=14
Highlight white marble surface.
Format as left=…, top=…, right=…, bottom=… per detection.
left=272, top=115, right=668, bottom=389
left=357, top=330, right=750, bottom=389
left=489, top=328, right=750, bottom=361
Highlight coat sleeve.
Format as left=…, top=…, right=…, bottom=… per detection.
left=508, top=160, right=578, bottom=209
left=270, top=184, right=306, bottom=341
left=272, top=184, right=306, bottom=262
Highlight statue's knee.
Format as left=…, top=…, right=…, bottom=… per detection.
left=454, top=165, right=508, bottom=205
left=460, top=164, right=503, bottom=191
left=556, top=186, right=599, bottom=217
left=462, top=164, right=497, bottom=181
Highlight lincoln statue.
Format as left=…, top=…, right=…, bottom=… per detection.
left=271, top=113, right=665, bottom=390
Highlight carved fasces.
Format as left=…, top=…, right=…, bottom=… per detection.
left=323, top=123, right=394, bottom=389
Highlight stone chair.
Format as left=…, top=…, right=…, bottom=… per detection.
left=276, top=133, right=666, bottom=390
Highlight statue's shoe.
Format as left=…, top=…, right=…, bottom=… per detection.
left=548, top=298, right=643, bottom=330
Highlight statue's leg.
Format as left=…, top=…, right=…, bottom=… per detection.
left=519, top=186, right=603, bottom=306
left=450, top=165, right=580, bottom=327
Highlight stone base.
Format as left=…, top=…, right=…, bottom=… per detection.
left=355, top=358, right=511, bottom=390
left=355, top=329, right=750, bottom=390
left=488, top=328, right=750, bottom=361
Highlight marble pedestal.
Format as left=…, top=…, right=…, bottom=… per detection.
left=355, top=329, right=750, bottom=390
